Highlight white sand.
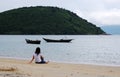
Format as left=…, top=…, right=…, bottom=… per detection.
left=0, top=58, right=120, bottom=77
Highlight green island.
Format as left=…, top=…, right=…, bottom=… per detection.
left=0, top=6, right=105, bottom=35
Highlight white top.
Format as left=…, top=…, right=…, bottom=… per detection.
left=33, top=53, right=41, bottom=62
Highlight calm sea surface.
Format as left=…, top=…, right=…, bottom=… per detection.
left=0, top=35, right=120, bottom=66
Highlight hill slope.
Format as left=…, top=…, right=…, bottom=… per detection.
left=0, top=6, right=105, bottom=35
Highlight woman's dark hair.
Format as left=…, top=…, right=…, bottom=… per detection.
left=35, top=47, right=41, bottom=55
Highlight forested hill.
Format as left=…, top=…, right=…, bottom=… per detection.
left=0, top=6, right=105, bottom=35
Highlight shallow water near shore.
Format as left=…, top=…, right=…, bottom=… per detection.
left=0, top=35, right=120, bottom=66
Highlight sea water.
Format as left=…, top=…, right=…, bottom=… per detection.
left=0, top=35, right=120, bottom=66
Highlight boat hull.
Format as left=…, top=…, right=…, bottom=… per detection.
left=43, top=38, right=72, bottom=43
left=25, top=39, right=41, bottom=44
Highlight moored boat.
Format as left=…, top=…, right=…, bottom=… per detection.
left=43, top=38, right=73, bottom=43
left=25, top=39, right=41, bottom=44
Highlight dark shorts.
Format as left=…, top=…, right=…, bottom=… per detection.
left=35, top=61, right=46, bottom=64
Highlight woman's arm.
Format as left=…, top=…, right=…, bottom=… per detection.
left=29, top=56, right=34, bottom=64
left=40, top=55, right=44, bottom=61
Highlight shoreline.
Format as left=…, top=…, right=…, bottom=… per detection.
left=1, top=56, right=120, bottom=67
left=0, top=58, right=120, bottom=77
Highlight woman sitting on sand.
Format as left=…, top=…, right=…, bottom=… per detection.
left=29, top=47, right=49, bottom=64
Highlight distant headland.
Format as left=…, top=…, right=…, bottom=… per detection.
left=0, top=6, right=106, bottom=35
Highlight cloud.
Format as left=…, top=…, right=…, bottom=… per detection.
left=104, top=0, right=120, bottom=3
left=0, top=0, right=28, bottom=12
left=88, top=9, right=120, bottom=26
left=74, top=0, right=120, bottom=26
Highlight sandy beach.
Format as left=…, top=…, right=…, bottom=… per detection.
left=0, top=58, right=120, bottom=77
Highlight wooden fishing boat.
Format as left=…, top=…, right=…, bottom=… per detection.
left=43, top=38, right=73, bottom=43
left=25, top=39, right=41, bottom=44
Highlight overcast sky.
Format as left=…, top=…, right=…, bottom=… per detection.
left=0, top=0, right=120, bottom=27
